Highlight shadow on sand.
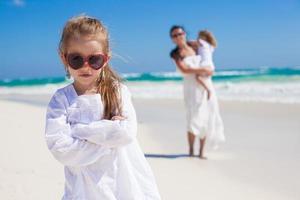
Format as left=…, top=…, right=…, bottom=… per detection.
left=144, top=154, right=196, bottom=159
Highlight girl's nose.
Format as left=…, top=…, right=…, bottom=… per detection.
left=82, top=61, right=89, bottom=68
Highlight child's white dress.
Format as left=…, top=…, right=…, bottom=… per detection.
left=45, top=83, right=161, bottom=200
left=181, top=39, right=225, bottom=148
left=198, top=39, right=215, bottom=70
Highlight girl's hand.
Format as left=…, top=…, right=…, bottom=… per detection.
left=111, top=116, right=126, bottom=121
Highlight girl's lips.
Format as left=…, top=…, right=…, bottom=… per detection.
left=79, top=74, right=92, bottom=77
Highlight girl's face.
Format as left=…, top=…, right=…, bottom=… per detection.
left=61, top=37, right=109, bottom=90
left=171, top=28, right=186, bottom=45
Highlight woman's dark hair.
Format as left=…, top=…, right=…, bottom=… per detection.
left=169, top=25, right=185, bottom=37
left=169, top=25, right=198, bottom=60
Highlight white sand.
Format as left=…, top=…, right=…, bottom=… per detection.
left=0, top=96, right=299, bottom=200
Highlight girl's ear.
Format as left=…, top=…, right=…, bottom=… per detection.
left=107, top=55, right=111, bottom=61
left=59, top=52, right=71, bottom=78
left=104, top=54, right=111, bottom=66
left=60, top=52, right=68, bottom=66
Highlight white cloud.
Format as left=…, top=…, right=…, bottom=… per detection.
left=13, top=0, right=25, bottom=7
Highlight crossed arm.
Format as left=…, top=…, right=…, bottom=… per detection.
left=45, top=86, right=137, bottom=167
left=70, top=87, right=137, bottom=147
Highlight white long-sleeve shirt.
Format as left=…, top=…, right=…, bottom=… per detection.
left=45, top=83, right=161, bottom=200
left=197, top=39, right=215, bottom=71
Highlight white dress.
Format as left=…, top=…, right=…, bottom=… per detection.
left=181, top=41, right=225, bottom=148
left=198, top=39, right=215, bottom=70
left=45, top=83, right=161, bottom=200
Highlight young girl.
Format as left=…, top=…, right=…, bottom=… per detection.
left=45, top=15, right=161, bottom=200
left=195, top=30, right=217, bottom=100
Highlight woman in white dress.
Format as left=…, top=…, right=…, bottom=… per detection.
left=169, top=26, right=225, bottom=159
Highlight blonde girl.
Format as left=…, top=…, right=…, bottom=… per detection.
left=45, top=15, right=161, bottom=199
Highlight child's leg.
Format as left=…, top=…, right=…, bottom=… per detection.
left=188, top=131, right=195, bottom=156
left=195, top=75, right=211, bottom=100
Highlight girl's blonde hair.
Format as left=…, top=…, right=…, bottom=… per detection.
left=198, top=30, right=217, bottom=48
left=59, top=14, right=122, bottom=119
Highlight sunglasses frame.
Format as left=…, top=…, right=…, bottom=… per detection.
left=65, top=53, right=109, bottom=70
left=171, top=32, right=185, bottom=38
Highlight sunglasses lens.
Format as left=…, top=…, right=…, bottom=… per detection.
left=172, top=32, right=184, bottom=38
left=68, top=54, right=84, bottom=69
left=89, top=55, right=106, bottom=70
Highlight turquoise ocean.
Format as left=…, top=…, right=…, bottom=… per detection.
left=1, top=67, right=300, bottom=103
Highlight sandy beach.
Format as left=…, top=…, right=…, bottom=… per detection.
left=0, top=94, right=299, bottom=200
left=1, top=0, right=299, bottom=199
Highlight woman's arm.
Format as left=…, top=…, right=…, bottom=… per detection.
left=70, top=85, right=137, bottom=148
left=173, top=59, right=214, bottom=76
left=45, top=93, right=111, bottom=167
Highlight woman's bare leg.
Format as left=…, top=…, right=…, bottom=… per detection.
left=199, top=137, right=207, bottom=159
left=188, top=132, right=195, bottom=156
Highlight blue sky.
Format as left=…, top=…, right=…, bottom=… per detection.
left=0, top=0, right=299, bottom=79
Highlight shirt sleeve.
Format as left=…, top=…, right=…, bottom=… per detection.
left=45, top=92, right=111, bottom=167
left=70, top=85, right=137, bottom=148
